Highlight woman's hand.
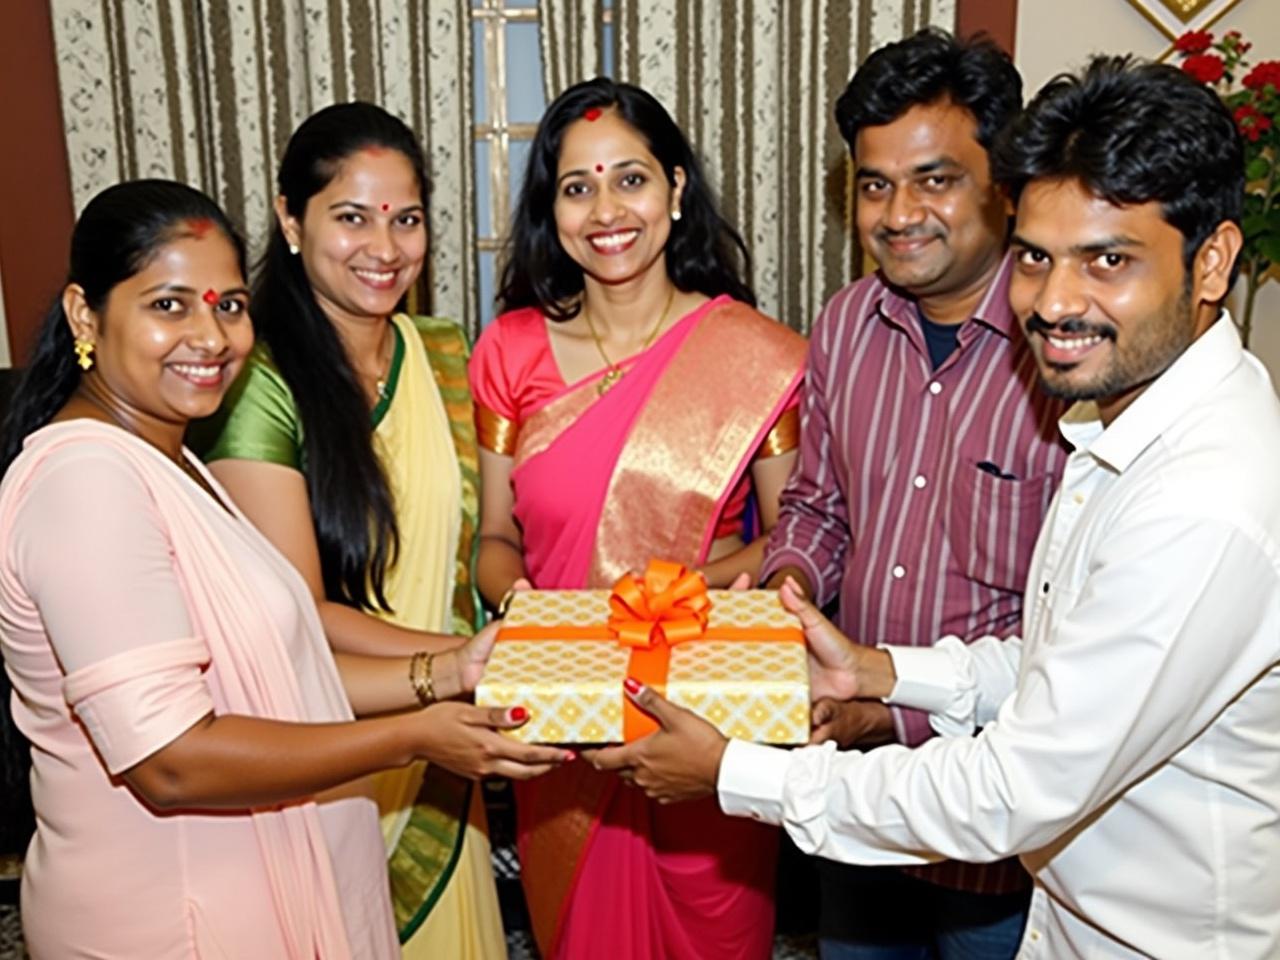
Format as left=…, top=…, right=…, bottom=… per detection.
left=412, top=701, right=573, bottom=780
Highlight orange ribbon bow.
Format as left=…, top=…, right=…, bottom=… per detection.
left=607, top=559, right=710, bottom=649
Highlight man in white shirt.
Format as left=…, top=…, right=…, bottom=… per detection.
left=589, top=57, right=1280, bottom=958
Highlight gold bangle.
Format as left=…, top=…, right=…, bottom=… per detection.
left=409, top=651, right=436, bottom=707
left=497, top=587, right=517, bottom=617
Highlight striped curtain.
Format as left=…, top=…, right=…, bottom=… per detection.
left=539, top=1, right=956, bottom=332
left=50, top=0, right=479, bottom=334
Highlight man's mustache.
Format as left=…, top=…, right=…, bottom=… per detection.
left=1025, top=314, right=1117, bottom=341
left=874, top=226, right=944, bottom=243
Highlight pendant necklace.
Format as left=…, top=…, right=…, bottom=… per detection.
left=582, top=286, right=676, bottom=396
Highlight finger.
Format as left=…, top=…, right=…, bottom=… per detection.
left=781, top=575, right=806, bottom=599
left=587, top=743, right=636, bottom=772
left=488, top=760, right=563, bottom=780
left=489, top=735, right=576, bottom=766
left=809, top=722, right=835, bottom=745
left=623, top=678, right=678, bottom=730
left=728, top=572, right=751, bottom=591
left=780, top=585, right=855, bottom=659
left=513, top=577, right=533, bottom=591
left=811, top=698, right=836, bottom=725
left=480, top=705, right=532, bottom=729
left=467, top=621, right=500, bottom=660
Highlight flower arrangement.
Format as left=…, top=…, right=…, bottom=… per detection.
left=1175, top=30, right=1278, bottom=347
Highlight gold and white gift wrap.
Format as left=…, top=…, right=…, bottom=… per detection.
left=476, top=587, right=810, bottom=744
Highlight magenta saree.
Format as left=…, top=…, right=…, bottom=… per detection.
left=473, top=297, right=806, bottom=958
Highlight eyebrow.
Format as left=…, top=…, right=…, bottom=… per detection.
left=856, top=156, right=963, bottom=180
left=137, top=283, right=250, bottom=297
left=557, top=158, right=652, bottom=185
left=1010, top=232, right=1145, bottom=256
left=326, top=200, right=425, bottom=212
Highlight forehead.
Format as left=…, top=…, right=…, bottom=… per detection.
left=855, top=100, right=987, bottom=174
left=1015, top=178, right=1178, bottom=252
left=119, top=233, right=244, bottom=289
left=557, top=111, right=656, bottom=171
left=318, top=148, right=421, bottom=200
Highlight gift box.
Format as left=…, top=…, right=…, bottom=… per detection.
left=475, top=561, right=810, bottom=744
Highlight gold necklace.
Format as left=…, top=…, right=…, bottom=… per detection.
left=372, top=324, right=395, bottom=400
left=581, top=287, right=677, bottom=395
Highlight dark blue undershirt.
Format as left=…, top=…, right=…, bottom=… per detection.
left=917, top=307, right=961, bottom=371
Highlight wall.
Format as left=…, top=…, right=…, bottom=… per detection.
left=1015, top=0, right=1280, bottom=384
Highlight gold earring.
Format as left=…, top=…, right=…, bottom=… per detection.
left=74, top=338, right=95, bottom=371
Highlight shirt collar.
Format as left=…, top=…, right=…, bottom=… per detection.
left=876, top=251, right=1019, bottom=342
left=1061, top=312, right=1243, bottom=473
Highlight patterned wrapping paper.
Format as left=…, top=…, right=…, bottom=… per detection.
left=475, top=589, right=811, bottom=744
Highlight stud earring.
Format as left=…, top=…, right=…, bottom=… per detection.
left=288, top=242, right=300, bottom=255
left=74, top=338, right=95, bottom=372
left=671, top=208, right=682, bottom=222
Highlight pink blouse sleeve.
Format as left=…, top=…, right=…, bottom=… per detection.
left=11, top=445, right=214, bottom=774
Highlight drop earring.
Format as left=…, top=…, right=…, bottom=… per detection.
left=74, top=338, right=95, bottom=371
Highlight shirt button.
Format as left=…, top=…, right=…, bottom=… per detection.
left=928, top=381, right=942, bottom=396
left=1073, top=492, right=1084, bottom=504
left=1029, top=929, right=1041, bottom=942
left=913, top=475, right=928, bottom=490
left=892, top=564, right=906, bottom=579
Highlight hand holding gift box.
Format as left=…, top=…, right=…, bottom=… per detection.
left=475, top=559, right=811, bottom=744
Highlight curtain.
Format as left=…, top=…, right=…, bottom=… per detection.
left=539, top=0, right=956, bottom=332
left=50, top=0, right=479, bottom=335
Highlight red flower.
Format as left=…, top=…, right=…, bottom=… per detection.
left=1175, top=30, right=1214, bottom=55
left=1243, top=61, right=1280, bottom=91
left=1234, top=105, right=1273, bottom=143
left=1182, top=54, right=1225, bottom=84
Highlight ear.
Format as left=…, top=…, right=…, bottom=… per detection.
left=671, top=166, right=687, bottom=211
left=1192, top=219, right=1244, bottom=307
left=274, top=194, right=302, bottom=251
left=62, top=283, right=99, bottom=343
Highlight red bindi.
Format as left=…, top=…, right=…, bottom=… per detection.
left=362, top=145, right=388, bottom=158
left=186, top=218, right=214, bottom=239
left=202, top=289, right=220, bottom=305
left=381, top=202, right=391, bottom=212
left=584, top=107, right=603, bottom=122
left=595, top=164, right=604, bottom=174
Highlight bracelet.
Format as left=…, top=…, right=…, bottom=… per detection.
left=409, top=651, right=436, bottom=707
left=497, top=586, right=518, bottom=617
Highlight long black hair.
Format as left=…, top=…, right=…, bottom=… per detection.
left=497, top=77, right=754, bottom=320
left=0, top=179, right=244, bottom=855
left=251, top=102, right=429, bottom=611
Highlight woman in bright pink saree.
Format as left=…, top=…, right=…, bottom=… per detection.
left=470, top=79, right=806, bottom=960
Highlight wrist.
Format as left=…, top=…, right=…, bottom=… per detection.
left=855, top=647, right=897, bottom=700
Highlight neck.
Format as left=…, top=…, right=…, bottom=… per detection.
left=914, top=249, right=1004, bottom=327
left=581, top=264, right=677, bottom=343
left=76, top=379, right=186, bottom=461
left=329, top=310, right=394, bottom=368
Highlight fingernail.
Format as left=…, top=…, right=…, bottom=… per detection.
left=623, top=677, right=642, bottom=695
left=509, top=705, right=528, bottom=722
left=563, top=750, right=577, bottom=761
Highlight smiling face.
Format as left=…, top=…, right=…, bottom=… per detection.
left=854, top=100, right=1009, bottom=298
left=552, top=109, right=685, bottom=289
left=1009, top=177, right=1231, bottom=422
left=279, top=147, right=427, bottom=326
left=66, top=229, right=253, bottom=427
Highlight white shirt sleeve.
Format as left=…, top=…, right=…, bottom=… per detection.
left=719, top=510, right=1280, bottom=867
left=883, top=635, right=1024, bottom=737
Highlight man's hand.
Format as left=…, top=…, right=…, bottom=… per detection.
left=778, top=579, right=898, bottom=702
left=810, top=698, right=896, bottom=748
left=584, top=680, right=728, bottom=803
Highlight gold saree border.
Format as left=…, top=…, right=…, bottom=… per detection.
left=588, top=302, right=807, bottom=586
left=475, top=404, right=519, bottom=456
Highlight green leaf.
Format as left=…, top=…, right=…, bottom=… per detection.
left=1255, top=232, right=1280, bottom=265
left=1246, top=156, right=1271, bottom=181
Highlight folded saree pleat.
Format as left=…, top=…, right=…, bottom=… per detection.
left=508, top=299, right=807, bottom=957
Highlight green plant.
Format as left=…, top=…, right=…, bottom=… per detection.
left=1176, top=30, right=1279, bottom=347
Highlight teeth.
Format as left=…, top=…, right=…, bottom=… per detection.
left=1047, top=334, right=1104, bottom=351
left=355, top=268, right=395, bottom=282
left=172, top=364, right=221, bottom=378
left=590, top=230, right=639, bottom=250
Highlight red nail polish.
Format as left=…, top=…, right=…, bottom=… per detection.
left=623, top=677, right=642, bottom=695
left=510, top=706, right=528, bottom=722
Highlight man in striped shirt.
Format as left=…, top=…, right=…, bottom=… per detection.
left=760, top=29, right=1069, bottom=960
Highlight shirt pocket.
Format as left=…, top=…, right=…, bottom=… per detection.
left=946, top=461, right=1054, bottom=594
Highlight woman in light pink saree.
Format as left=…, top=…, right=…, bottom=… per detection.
left=0, top=181, right=567, bottom=959
left=472, top=79, right=807, bottom=960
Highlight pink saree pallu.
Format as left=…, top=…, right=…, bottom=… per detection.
left=506, top=299, right=806, bottom=959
